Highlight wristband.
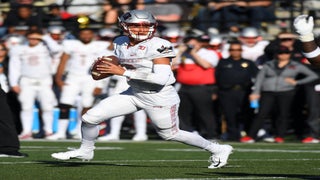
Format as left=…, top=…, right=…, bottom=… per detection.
left=123, top=70, right=132, bottom=78
left=299, top=33, right=314, bottom=42
left=302, top=47, right=320, bottom=58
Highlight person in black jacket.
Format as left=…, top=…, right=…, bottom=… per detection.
left=241, top=46, right=319, bottom=143
left=215, top=40, right=259, bottom=141
left=0, top=85, right=28, bottom=158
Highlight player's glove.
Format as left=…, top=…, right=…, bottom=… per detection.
left=293, top=15, right=314, bottom=42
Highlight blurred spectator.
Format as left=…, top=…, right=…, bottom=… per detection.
left=161, top=26, right=185, bottom=48
left=241, top=46, right=319, bottom=143
left=258, top=32, right=303, bottom=66
left=42, top=3, right=64, bottom=28
left=160, top=26, right=185, bottom=75
left=102, top=0, right=137, bottom=27
left=46, top=28, right=109, bottom=140
left=294, top=64, right=320, bottom=143
left=102, top=1, right=119, bottom=27
left=206, top=34, right=224, bottom=59
left=259, top=31, right=320, bottom=143
left=55, top=0, right=104, bottom=23
left=176, top=36, right=220, bottom=139
left=1, top=37, right=25, bottom=134
left=8, top=29, right=58, bottom=139
left=139, top=0, right=183, bottom=31
left=3, top=4, right=42, bottom=34
left=0, top=3, right=10, bottom=38
left=0, top=44, right=9, bottom=93
left=45, top=25, right=66, bottom=74
left=0, top=85, right=27, bottom=158
left=222, top=27, right=269, bottom=64
left=43, top=25, right=66, bottom=100
left=193, top=0, right=275, bottom=33
left=215, top=40, right=259, bottom=141
left=2, top=33, right=27, bottom=50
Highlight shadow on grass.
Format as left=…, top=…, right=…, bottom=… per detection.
left=36, top=160, right=148, bottom=168
left=188, top=172, right=320, bottom=180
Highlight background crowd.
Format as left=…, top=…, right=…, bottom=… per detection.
left=0, top=0, right=320, bottom=144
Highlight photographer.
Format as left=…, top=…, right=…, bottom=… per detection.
left=175, top=36, right=220, bottom=140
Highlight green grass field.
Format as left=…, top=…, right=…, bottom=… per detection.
left=0, top=140, right=319, bottom=180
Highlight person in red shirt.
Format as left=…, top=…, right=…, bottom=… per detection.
left=176, top=36, right=220, bottom=140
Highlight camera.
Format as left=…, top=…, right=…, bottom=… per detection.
left=186, top=44, right=194, bottom=52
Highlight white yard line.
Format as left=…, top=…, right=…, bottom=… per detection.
left=157, top=148, right=320, bottom=153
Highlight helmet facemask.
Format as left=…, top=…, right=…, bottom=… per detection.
left=119, top=10, right=157, bottom=42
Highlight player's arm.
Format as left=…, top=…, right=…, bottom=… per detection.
left=294, top=15, right=320, bottom=67
left=101, top=57, right=172, bottom=86
left=124, top=57, right=172, bottom=86
left=8, top=47, right=22, bottom=93
left=55, top=52, right=70, bottom=89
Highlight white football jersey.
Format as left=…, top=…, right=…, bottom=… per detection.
left=113, top=36, right=179, bottom=106
left=62, top=40, right=109, bottom=75
left=8, top=43, right=53, bottom=87
left=241, top=40, right=269, bottom=62
left=114, top=36, right=176, bottom=91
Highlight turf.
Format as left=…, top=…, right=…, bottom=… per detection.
left=0, top=140, right=319, bottom=180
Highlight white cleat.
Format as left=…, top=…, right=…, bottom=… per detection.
left=97, top=134, right=120, bottom=141
left=208, top=144, right=233, bottom=169
left=132, top=134, right=148, bottom=141
left=51, top=149, right=94, bottom=161
left=46, top=133, right=66, bottom=140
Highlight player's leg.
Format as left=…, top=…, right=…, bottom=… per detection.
left=97, top=116, right=126, bottom=141
left=51, top=93, right=139, bottom=161
left=38, top=77, right=57, bottom=137
left=46, top=80, right=80, bottom=140
left=146, top=103, right=233, bottom=169
left=132, top=110, right=148, bottom=141
left=18, top=78, right=37, bottom=139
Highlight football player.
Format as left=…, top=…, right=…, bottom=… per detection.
left=51, top=10, right=233, bottom=169
left=294, top=15, right=320, bottom=67
left=46, top=28, right=109, bottom=140
left=8, top=29, right=58, bottom=139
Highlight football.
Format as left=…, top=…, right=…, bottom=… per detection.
left=91, top=55, right=120, bottom=80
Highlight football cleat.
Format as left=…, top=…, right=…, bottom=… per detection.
left=240, top=136, right=255, bottom=143
left=132, top=134, right=148, bottom=141
left=45, top=133, right=66, bottom=140
left=51, top=148, right=94, bottom=161
left=208, top=145, right=233, bottom=169
left=274, top=137, right=284, bottom=143
left=97, top=134, right=120, bottom=141
left=301, top=137, right=319, bottom=144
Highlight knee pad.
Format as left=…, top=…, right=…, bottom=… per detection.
left=58, top=104, right=72, bottom=119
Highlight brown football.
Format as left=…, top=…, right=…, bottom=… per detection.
left=91, top=55, right=120, bottom=80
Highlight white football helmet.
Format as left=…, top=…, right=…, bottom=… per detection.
left=240, top=27, right=259, bottom=38
left=119, top=10, right=157, bottom=41
left=161, top=27, right=185, bottom=46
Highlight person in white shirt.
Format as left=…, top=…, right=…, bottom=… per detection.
left=8, top=29, right=58, bottom=139
left=51, top=10, right=233, bottom=169
left=46, top=28, right=109, bottom=140
left=222, top=27, right=269, bottom=63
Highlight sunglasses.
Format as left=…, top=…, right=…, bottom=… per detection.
left=280, top=38, right=294, bottom=41
left=229, top=49, right=242, bottom=51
